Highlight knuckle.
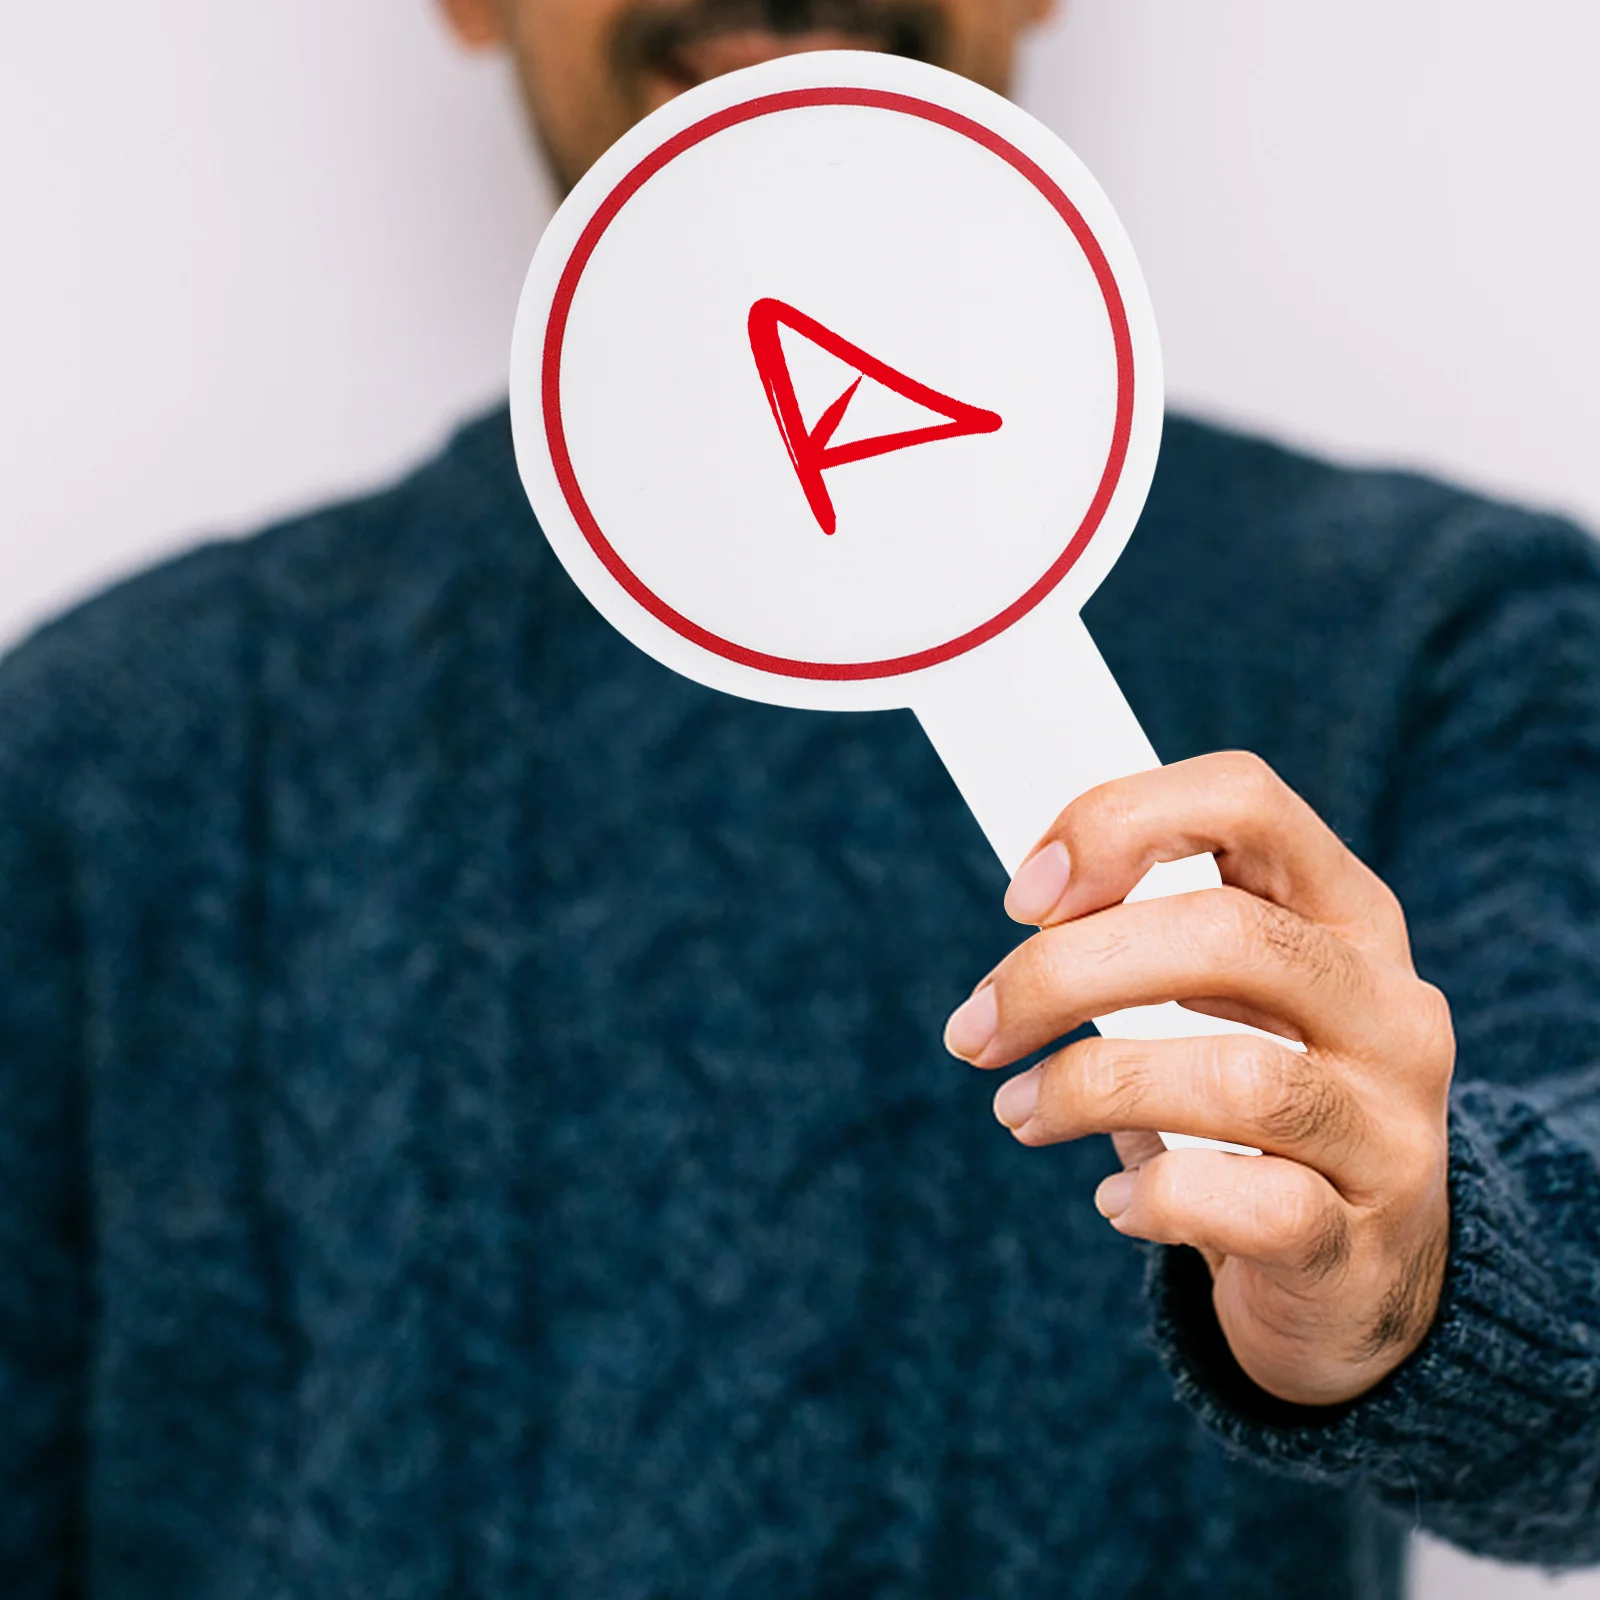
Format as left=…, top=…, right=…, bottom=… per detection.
left=1213, top=749, right=1285, bottom=813
left=1198, top=887, right=1308, bottom=973
left=1084, top=1044, right=1153, bottom=1124
left=1409, top=981, right=1457, bottom=1076
left=1252, top=899, right=1323, bottom=970
left=1249, top=897, right=1355, bottom=993
left=1367, top=974, right=1457, bottom=1102
left=1255, top=1178, right=1345, bottom=1272
left=1233, top=1041, right=1359, bottom=1153
left=1373, top=1120, right=1451, bottom=1231
left=1184, top=886, right=1260, bottom=963
left=1368, top=875, right=1412, bottom=946
left=1387, top=1162, right=1445, bottom=1242
left=1068, top=779, right=1140, bottom=847
left=1254, top=1178, right=1314, bottom=1251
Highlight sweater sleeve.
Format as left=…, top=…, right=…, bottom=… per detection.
left=1150, top=506, right=1600, bottom=1566
left=0, top=649, right=90, bottom=1596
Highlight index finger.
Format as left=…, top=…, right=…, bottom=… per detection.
left=1003, top=751, right=1411, bottom=964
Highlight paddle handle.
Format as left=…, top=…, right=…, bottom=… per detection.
left=911, top=600, right=1259, bottom=1155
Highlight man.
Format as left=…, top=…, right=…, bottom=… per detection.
left=1, top=1, right=1597, bottom=1595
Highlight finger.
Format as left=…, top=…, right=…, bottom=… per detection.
left=1003, top=751, right=1410, bottom=964
left=1097, top=1148, right=1353, bottom=1290
left=947, top=886, right=1406, bottom=1069
left=995, top=1032, right=1382, bottom=1193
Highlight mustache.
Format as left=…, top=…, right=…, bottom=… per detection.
left=613, top=0, right=949, bottom=77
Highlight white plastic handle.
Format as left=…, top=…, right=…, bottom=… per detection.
left=913, top=596, right=1261, bottom=1155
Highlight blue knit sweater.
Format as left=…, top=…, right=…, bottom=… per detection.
left=3, top=408, right=1600, bottom=1599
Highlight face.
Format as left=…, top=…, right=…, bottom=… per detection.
left=440, top=0, right=1058, bottom=192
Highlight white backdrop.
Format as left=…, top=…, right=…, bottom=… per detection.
left=2, top=3, right=1597, bottom=1594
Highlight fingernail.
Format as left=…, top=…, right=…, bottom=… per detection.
left=1004, top=841, right=1072, bottom=925
left=993, top=1067, right=1041, bottom=1130
left=944, top=984, right=998, bottom=1061
left=1095, top=1170, right=1138, bottom=1220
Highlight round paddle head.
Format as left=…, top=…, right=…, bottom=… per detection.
left=511, top=48, right=1162, bottom=712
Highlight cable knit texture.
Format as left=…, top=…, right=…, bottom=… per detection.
left=3, top=408, right=1599, bottom=1598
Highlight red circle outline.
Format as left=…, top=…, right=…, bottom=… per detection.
left=542, top=87, right=1135, bottom=682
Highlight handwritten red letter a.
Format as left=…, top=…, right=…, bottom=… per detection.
left=748, top=298, right=1003, bottom=535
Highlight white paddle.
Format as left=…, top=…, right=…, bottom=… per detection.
left=510, top=50, right=1262, bottom=1154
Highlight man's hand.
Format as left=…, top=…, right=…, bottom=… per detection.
left=943, top=752, right=1455, bottom=1408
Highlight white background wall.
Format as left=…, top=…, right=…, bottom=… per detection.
left=2, top=3, right=1597, bottom=1593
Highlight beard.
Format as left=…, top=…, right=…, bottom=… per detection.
left=611, top=0, right=950, bottom=86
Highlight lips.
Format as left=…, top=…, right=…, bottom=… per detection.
left=614, top=2, right=946, bottom=102
left=660, top=26, right=892, bottom=87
